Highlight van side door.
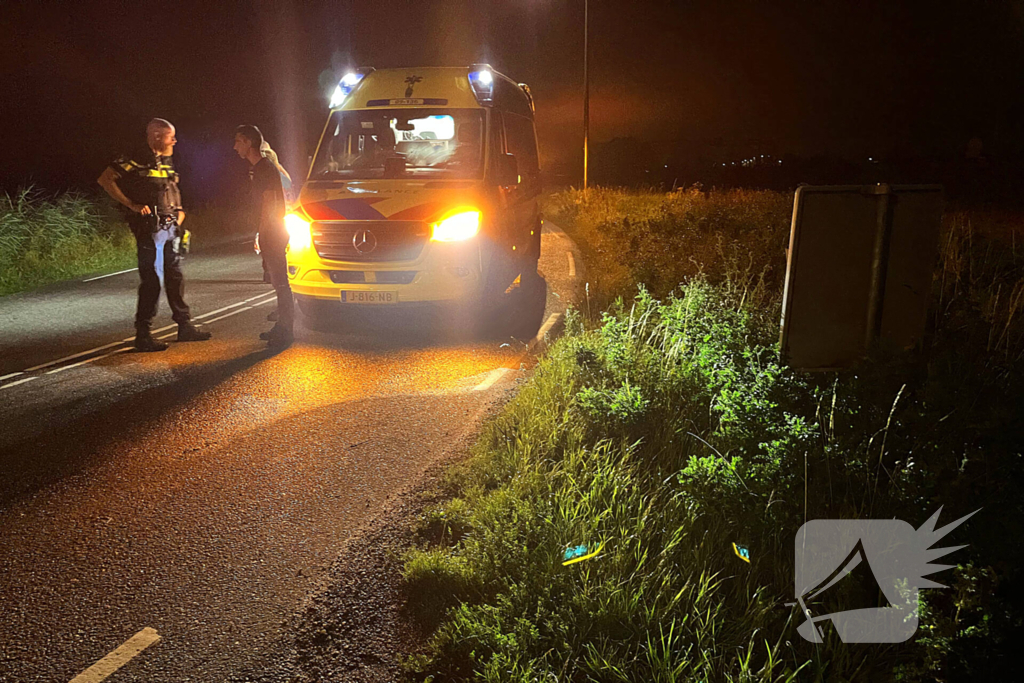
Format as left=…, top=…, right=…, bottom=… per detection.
left=502, top=112, right=542, bottom=262
left=487, top=109, right=516, bottom=256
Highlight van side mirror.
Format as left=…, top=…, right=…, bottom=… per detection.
left=497, top=153, right=519, bottom=186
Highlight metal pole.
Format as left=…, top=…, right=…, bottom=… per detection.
left=583, top=0, right=589, bottom=190
left=865, top=184, right=893, bottom=350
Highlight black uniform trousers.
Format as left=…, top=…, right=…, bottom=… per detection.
left=261, top=240, right=294, bottom=333
left=133, top=221, right=191, bottom=332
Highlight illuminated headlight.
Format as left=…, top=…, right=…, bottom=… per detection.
left=284, top=213, right=312, bottom=250
left=431, top=210, right=480, bottom=242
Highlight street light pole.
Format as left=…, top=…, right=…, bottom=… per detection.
left=583, top=0, right=589, bottom=190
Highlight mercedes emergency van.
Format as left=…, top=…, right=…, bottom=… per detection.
left=284, top=65, right=541, bottom=316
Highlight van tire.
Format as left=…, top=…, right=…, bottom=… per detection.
left=519, top=254, right=541, bottom=291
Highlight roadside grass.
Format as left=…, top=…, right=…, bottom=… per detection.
left=0, top=188, right=135, bottom=296
left=402, top=188, right=1024, bottom=681
left=0, top=188, right=254, bottom=297
left=543, top=186, right=793, bottom=312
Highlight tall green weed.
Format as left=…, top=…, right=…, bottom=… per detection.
left=0, top=188, right=134, bottom=296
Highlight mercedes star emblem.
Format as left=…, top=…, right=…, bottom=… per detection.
left=352, top=229, right=377, bottom=254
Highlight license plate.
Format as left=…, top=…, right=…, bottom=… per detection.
left=340, top=290, right=396, bottom=304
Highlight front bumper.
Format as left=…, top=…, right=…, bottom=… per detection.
left=287, top=240, right=484, bottom=303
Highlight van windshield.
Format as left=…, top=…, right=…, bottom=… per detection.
left=310, top=109, right=484, bottom=180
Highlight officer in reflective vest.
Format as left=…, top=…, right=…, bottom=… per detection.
left=97, top=118, right=212, bottom=351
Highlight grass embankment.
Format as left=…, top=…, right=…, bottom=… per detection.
left=0, top=188, right=253, bottom=297
left=0, top=189, right=136, bottom=296
left=403, top=188, right=1024, bottom=682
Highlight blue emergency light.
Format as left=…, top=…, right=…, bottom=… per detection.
left=468, top=65, right=495, bottom=105
left=330, top=68, right=373, bottom=108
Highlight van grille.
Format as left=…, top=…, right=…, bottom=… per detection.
left=311, top=221, right=430, bottom=262
left=327, top=271, right=417, bottom=285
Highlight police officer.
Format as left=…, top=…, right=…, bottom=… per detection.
left=97, top=118, right=211, bottom=351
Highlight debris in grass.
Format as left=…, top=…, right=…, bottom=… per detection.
left=733, top=542, right=750, bottom=563
left=562, top=542, right=604, bottom=566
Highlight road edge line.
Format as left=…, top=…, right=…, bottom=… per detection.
left=69, top=627, right=161, bottom=683
left=83, top=268, right=138, bottom=283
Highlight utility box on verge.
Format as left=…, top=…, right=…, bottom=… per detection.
left=780, top=184, right=944, bottom=370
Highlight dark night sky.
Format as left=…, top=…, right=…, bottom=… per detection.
left=2, top=0, right=1023, bottom=197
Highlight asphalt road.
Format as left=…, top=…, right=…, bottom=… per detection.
left=0, top=224, right=581, bottom=682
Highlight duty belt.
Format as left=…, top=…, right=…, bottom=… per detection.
left=154, top=206, right=181, bottom=226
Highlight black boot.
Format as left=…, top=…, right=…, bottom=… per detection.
left=260, top=324, right=294, bottom=347
left=135, top=331, right=169, bottom=352
left=177, top=323, right=212, bottom=342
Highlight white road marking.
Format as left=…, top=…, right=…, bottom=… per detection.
left=0, top=371, right=24, bottom=382
left=47, top=347, right=131, bottom=374
left=472, top=312, right=565, bottom=392
left=69, top=627, right=161, bottom=683
left=83, top=268, right=138, bottom=282
left=152, top=294, right=275, bottom=338
left=25, top=340, right=128, bottom=373
left=473, top=367, right=509, bottom=391
left=202, top=306, right=253, bottom=324
left=0, top=376, right=37, bottom=390
left=528, top=312, right=563, bottom=352
left=17, top=293, right=275, bottom=375
left=567, top=251, right=576, bottom=278
left=543, top=220, right=569, bottom=238
left=192, top=292, right=274, bottom=321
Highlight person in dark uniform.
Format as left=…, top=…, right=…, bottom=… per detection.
left=255, top=140, right=292, bottom=320
left=97, top=118, right=212, bottom=351
left=233, top=124, right=294, bottom=347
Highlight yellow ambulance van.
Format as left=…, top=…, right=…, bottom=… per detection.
left=283, top=65, right=541, bottom=316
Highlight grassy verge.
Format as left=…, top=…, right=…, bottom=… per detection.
left=402, top=188, right=1024, bottom=681
left=544, top=186, right=793, bottom=312
left=0, top=189, right=136, bottom=296
left=0, top=188, right=254, bottom=297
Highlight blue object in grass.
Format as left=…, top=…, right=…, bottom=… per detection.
left=563, top=545, right=588, bottom=561
left=732, top=543, right=750, bottom=563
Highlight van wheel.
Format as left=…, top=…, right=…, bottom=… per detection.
left=519, top=254, right=541, bottom=292
left=473, top=260, right=516, bottom=335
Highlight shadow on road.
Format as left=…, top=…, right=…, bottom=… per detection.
left=0, top=348, right=274, bottom=512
